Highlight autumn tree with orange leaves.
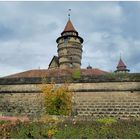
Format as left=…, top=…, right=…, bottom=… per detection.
left=41, top=83, right=73, bottom=116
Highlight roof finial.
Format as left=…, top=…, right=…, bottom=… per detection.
left=87, top=63, right=92, bottom=69
left=120, top=53, right=122, bottom=59
left=68, top=9, right=71, bottom=20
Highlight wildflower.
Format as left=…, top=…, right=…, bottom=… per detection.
left=73, top=121, right=76, bottom=125
left=47, top=130, right=54, bottom=138
left=64, top=124, right=67, bottom=127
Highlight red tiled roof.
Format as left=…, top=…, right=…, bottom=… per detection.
left=63, top=19, right=77, bottom=33
left=4, top=68, right=108, bottom=78
left=81, top=69, right=108, bottom=76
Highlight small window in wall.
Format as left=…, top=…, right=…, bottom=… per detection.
left=64, top=37, right=69, bottom=46
left=64, top=38, right=68, bottom=43
left=66, top=32, right=70, bottom=35
left=72, top=32, right=77, bottom=36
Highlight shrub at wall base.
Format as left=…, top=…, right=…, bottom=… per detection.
left=41, top=83, right=73, bottom=116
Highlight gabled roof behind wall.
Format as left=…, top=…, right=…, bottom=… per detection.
left=4, top=68, right=108, bottom=78
left=48, top=56, right=59, bottom=68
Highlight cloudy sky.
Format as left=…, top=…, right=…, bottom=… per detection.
left=0, top=1, right=140, bottom=77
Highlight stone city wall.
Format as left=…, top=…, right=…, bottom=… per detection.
left=0, top=81, right=140, bottom=118
left=74, top=91, right=140, bottom=118
left=0, top=92, right=44, bottom=117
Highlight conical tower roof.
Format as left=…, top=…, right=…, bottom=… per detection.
left=62, top=19, right=77, bottom=33
left=57, top=18, right=83, bottom=43
left=115, top=57, right=130, bottom=73
left=117, top=58, right=126, bottom=69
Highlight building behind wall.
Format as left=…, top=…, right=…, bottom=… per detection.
left=49, top=19, right=83, bottom=69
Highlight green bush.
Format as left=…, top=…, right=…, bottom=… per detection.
left=55, top=121, right=96, bottom=139
left=96, top=117, right=117, bottom=125
left=1, top=118, right=140, bottom=139
left=0, top=121, right=57, bottom=139
left=105, top=72, right=130, bottom=80
left=72, top=69, right=81, bottom=80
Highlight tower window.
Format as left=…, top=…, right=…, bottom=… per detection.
left=64, top=37, right=69, bottom=46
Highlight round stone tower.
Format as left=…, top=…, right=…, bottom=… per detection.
left=56, top=19, right=84, bottom=69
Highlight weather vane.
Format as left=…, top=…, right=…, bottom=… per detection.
left=68, top=9, right=71, bottom=20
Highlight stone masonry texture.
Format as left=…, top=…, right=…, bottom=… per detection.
left=0, top=81, right=140, bottom=118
